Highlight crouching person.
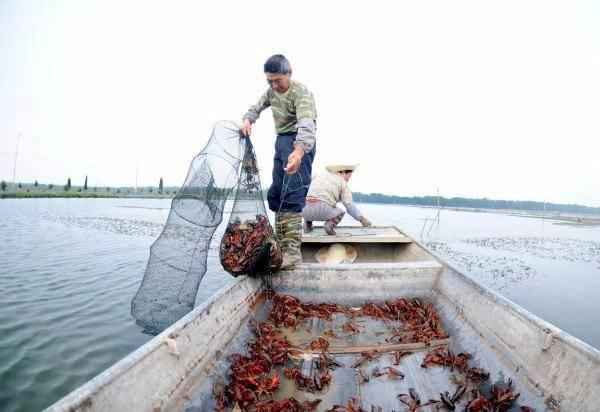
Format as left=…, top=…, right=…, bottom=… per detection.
left=303, top=164, right=372, bottom=235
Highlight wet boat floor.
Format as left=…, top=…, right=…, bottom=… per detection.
left=272, top=313, right=458, bottom=411
left=184, top=298, right=536, bottom=412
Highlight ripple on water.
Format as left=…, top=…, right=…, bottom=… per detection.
left=43, top=215, right=165, bottom=237
left=0, top=199, right=162, bottom=412
left=463, top=236, right=600, bottom=264
left=0, top=343, right=27, bottom=376
left=426, top=241, right=537, bottom=291
left=2, top=199, right=600, bottom=412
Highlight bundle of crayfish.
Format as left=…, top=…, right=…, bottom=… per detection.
left=362, top=298, right=448, bottom=343
left=284, top=352, right=340, bottom=394
left=269, top=294, right=447, bottom=344
left=215, top=322, right=306, bottom=411
left=220, top=215, right=282, bottom=276
left=269, top=294, right=349, bottom=329
left=419, top=349, right=534, bottom=410
left=214, top=321, right=322, bottom=412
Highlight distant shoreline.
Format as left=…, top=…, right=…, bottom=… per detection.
left=0, top=191, right=172, bottom=199
left=2, top=190, right=600, bottom=226
left=407, top=205, right=600, bottom=226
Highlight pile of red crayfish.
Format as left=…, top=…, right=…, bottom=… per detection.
left=269, top=294, right=346, bottom=328
left=419, top=347, right=532, bottom=411
left=269, top=295, right=447, bottom=344
left=214, top=322, right=321, bottom=412
left=464, top=380, right=524, bottom=412
left=284, top=352, right=340, bottom=394
left=212, top=293, right=536, bottom=412
left=220, top=215, right=282, bottom=276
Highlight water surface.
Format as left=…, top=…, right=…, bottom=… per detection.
left=0, top=199, right=599, bottom=412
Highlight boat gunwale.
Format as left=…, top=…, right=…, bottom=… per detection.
left=46, top=227, right=600, bottom=411
left=44, top=276, right=253, bottom=411
left=411, top=234, right=600, bottom=363
left=290, top=260, right=443, bottom=270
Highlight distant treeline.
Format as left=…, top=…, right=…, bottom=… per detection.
left=352, top=192, right=600, bottom=215
left=2, top=179, right=598, bottom=215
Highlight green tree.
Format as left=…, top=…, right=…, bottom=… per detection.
left=0, top=181, right=6, bottom=191
left=84, top=176, right=88, bottom=190
left=65, top=178, right=71, bottom=191
left=34, top=180, right=38, bottom=187
left=106, top=187, right=110, bottom=192
left=48, top=183, right=54, bottom=190
left=159, top=177, right=164, bottom=194
left=17, top=182, right=22, bottom=189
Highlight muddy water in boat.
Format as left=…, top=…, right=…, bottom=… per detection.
left=1, top=198, right=599, bottom=412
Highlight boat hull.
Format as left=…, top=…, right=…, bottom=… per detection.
left=46, top=228, right=600, bottom=412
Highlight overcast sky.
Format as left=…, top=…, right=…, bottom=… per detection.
left=1, top=1, right=599, bottom=206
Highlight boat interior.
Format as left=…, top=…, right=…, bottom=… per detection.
left=178, top=227, right=548, bottom=411
left=46, top=226, right=600, bottom=412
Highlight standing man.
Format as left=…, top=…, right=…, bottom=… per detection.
left=241, top=54, right=317, bottom=269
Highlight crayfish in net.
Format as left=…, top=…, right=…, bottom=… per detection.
left=220, top=215, right=282, bottom=276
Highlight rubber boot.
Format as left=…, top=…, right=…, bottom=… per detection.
left=324, top=212, right=345, bottom=236
left=276, top=211, right=303, bottom=269
left=275, top=212, right=284, bottom=245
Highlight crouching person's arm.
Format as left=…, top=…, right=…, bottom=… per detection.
left=341, top=186, right=372, bottom=227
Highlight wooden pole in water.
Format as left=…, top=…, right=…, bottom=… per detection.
left=12, top=133, right=21, bottom=186
left=135, top=163, right=139, bottom=193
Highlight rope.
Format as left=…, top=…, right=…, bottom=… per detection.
left=276, top=159, right=311, bottom=214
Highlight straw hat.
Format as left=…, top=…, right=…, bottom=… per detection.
left=315, top=243, right=358, bottom=264
left=325, top=164, right=358, bottom=173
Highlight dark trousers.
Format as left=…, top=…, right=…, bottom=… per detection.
left=267, top=133, right=315, bottom=213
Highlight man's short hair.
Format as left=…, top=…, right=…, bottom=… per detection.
left=264, top=54, right=291, bottom=74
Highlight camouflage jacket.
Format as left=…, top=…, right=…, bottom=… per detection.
left=243, top=80, right=317, bottom=152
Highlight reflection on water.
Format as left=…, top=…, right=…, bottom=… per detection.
left=1, top=199, right=599, bottom=412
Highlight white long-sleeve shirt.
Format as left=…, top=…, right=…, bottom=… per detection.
left=306, top=171, right=362, bottom=220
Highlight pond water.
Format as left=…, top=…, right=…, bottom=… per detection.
left=0, top=198, right=598, bottom=412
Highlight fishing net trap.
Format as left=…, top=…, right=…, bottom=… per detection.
left=131, top=120, right=281, bottom=333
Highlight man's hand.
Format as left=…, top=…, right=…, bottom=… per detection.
left=359, top=216, right=372, bottom=227
left=241, top=119, right=253, bottom=137
left=284, top=146, right=304, bottom=175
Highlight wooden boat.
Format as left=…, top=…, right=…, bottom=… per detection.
left=46, top=226, right=600, bottom=412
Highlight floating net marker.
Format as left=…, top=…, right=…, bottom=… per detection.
left=131, top=120, right=279, bottom=334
